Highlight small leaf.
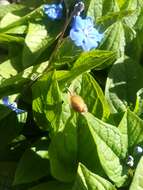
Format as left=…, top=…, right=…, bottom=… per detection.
left=129, top=156, right=143, bottom=190
left=119, top=109, right=143, bottom=148
left=134, top=88, right=143, bottom=117
left=72, top=163, right=117, bottom=190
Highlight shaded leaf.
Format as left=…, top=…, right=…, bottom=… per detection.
left=105, top=57, right=143, bottom=113
left=49, top=114, right=77, bottom=182
left=30, top=181, right=72, bottom=190
left=0, top=105, right=19, bottom=149
left=13, top=138, right=50, bottom=185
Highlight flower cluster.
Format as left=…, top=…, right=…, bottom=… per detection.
left=2, top=97, right=25, bottom=114
left=44, top=3, right=63, bottom=20
left=43, top=1, right=103, bottom=51
left=126, top=146, right=143, bottom=168
left=70, top=16, right=103, bottom=51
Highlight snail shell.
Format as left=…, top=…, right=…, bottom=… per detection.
left=70, top=94, right=88, bottom=113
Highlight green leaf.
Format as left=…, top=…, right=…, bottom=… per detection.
left=58, top=50, right=116, bottom=87
left=129, top=156, right=143, bottom=190
left=0, top=33, right=24, bottom=44
left=72, top=163, right=117, bottom=190
left=30, top=181, right=72, bottom=190
left=83, top=112, right=128, bottom=187
left=32, top=71, right=62, bottom=133
left=122, top=0, right=141, bottom=28
left=86, top=0, right=119, bottom=20
left=49, top=114, right=77, bottom=182
left=119, top=109, right=143, bottom=148
left=0, top=59, right=18, bottom=79
left=0, top=105, right=19, bottom=149
left=0, top=4, right=26, bottom=19
left=53, top=37, right=82, bottom=68
left=0, top=60, right=49, bottom=98
left=0, top=5, right=43, bottom=33
left=105, top=57, right=143, bottom=113
left=13, top=138, right=50, bottom=185
left=0, top=13, right=20, bottom=28
left=0, top=161, right=17, bottom=190
left=22, top=21, right=59, bottom=68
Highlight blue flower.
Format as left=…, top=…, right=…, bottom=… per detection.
left=70, top=16, right=103, bottom=51
left=2, top=97, right=25, bottom=114
left=44, top=3, right=63, bottom=20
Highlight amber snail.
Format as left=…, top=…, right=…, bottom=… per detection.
left=68, top=89, right=88, bottom=113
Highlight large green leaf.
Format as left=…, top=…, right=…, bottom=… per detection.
left=32, top=71, right=62, bottom=133
left=0, top=60, right=49, bottom=98
left=119, top=109, right=143, bottom=149
left=30, top=181, right=72, bottom=190
left=129, top=156, right=143, bottom=190
left=105, top=57, right=143, bottom=113
left=58, top=50, right=116, bottom=87
left=72, top=163, right=116, bottom=190
left=49, top=114, right=77, bottom=182
left=83, top=112, right=128, bottom=187
left=22, top=21, right=60, bottom=68
left=78, top=116, right=105, bottom=177
left=13, top=138, right=50, bottom=185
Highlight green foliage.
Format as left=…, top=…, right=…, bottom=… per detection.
left=0, top=0, right=143, bottom=190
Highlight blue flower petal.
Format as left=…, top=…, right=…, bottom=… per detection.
left=70, top=15, right=103, bottom=51
left=2, top=96, right=9, bottom=105
left=70, top=29, right=85, bottom=46
left=2, top=96, right=25, bottom=114
left=84, top=17, right=94, bottom=28
left=82, top=37, right=98, bottom=51
left=72, top=16, right=85, bottom=30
